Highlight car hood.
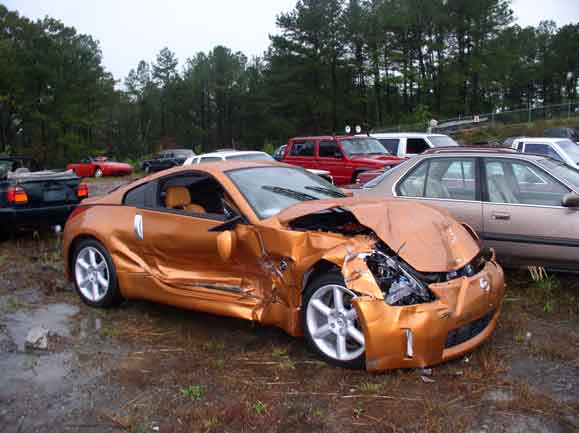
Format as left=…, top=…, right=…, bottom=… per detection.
left=275, top=197, right=479, bottom=273
left=348, top=154, right=402, bottom=165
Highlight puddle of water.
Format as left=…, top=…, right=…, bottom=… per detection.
left=5, top=303, right=78, bottom=351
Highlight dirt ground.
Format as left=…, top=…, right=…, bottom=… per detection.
left=0, top=178, right=578, bottom=433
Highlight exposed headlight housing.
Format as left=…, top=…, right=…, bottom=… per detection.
left=365, top=248, right=435, bottom=306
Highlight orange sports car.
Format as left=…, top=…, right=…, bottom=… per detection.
left=63, top=161, right=505, bottom=371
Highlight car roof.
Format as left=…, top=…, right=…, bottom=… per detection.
left=417, top=147, right=547, bottom=161
left=289, top=135, right=368, bottom=141
left=195, top=150, right=268, bottom=158
left=369, top=132, right=448, bottom=138
left=513, top=137, right=571, bottom=144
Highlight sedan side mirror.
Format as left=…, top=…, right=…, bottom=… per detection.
left=562, top=192, right=579, bottom=207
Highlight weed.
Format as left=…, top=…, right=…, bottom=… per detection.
left=252, top=400, right=267, bottom=415
left=132, top=426, right=151, bottom=433
left=311, top=407, right=324, bottom=418
left=353, top=404, right=364, bottom=418
left=277, top=357, right=295, bottom=370
left=203, top=340, right=225, bottom=352
left=210, top=358, right=225, bottom=370
left=2, top=296, right=28, bottom=313
left=272, top=347, right=288, bottom=358
left=202, top=416, right=219, bottom=429
left=543, top=300, right=555, bottom=313
left=357, top=381, right=382, bottom=393
left=101, top=326, right=120, bottom=338
left=23, top=356, right=38, bottom=371
left=514, top=333, right=525, bottom=344
left=0, top=255, right=6, bottom=266
left=181, top=385, right=204, bottom=401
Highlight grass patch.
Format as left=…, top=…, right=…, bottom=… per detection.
left=251, top=400, right=267, bottom=416
left=180, top=385, right=204, bottom=401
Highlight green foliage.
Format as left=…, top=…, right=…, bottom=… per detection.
left=252, top=400, right=267, bottom=415
left=2, top=2, right=579, bottom=166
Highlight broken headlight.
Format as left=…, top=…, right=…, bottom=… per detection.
left=365, top=250, right=435, bottom=306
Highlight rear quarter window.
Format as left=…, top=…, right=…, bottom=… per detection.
left=290, top=141, right=315, bottom=157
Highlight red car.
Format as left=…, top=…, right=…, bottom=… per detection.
left=282, top=135, right=404, bottom=185
left=66, top=157, right=133, bottom=178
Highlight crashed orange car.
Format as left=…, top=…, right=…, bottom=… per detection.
left=63, top=161, right=505, bottom=371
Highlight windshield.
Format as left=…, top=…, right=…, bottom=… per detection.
left=363, top=159, right=415, bottom=189
left=227, top=166, right=346, bottom=219
left=340, top=138, right=389, bottom=156
left=538, top=158, right=579, bottom=189
left=557, top=140, right=579, bottom=164
left=429, top=135, right=459, bottom=147
left=226, top=153, right=274, bottom=161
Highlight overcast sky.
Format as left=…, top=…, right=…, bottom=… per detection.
left=5, top=0, right=579, bottom=83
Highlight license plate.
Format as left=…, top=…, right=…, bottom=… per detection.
left=44, top=189, right=66, bottom=202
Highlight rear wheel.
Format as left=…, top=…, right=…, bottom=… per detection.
left=144, top=164, right=151, bottom=174
left=302, top=271, right=365, bottom=369
left=73, top=239, right=122, bottom=308
left=94, top=168, right=103, bottom=178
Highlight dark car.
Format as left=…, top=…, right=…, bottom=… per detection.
left=544, top=127, right=579, bottom=142
left=141, top=149, right=195, bottom=174
left=0, top=157, right=87, bottom=240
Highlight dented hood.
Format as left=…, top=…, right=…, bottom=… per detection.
left=275, top=197, right=479, bottom=273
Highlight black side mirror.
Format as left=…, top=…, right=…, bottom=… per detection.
left=209, top=214, right=244, bottom=232
left=562, top=192, right=579, bottom=207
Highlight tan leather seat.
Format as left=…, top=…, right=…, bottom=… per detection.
left=165, top=186, right=206, bottom=213
left=488, top=174, right=519, bottom=204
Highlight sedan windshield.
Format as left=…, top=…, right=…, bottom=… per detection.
left=226, top=153, right=274, bottom=161
left=557, top=140, right=579, bottom=164
left=228, top=166, right=346, bottom=219
left=538, top=158, right=579, bottom=189
left=340, top=138, right=389, bottom=156
left=429, top=136, right=459, bottom=147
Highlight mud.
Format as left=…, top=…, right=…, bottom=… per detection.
left=0, top=179, right=577, bottom=433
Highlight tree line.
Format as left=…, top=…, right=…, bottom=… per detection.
left=1, top=1, right=579, bottom=166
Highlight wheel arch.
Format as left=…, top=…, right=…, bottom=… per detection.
left=301, top=259, right=340, bottom=297
left=67, top=234, right=105, bottom=281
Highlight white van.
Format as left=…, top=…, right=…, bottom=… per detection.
left=368, top=133, right=459, bottom=157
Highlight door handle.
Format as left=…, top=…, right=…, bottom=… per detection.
left=491, top=212, right=510, bottom=221
left=134, top=214, right=144, bottom=240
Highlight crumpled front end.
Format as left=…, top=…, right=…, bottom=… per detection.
left=339, top=243, right=505, bottom=372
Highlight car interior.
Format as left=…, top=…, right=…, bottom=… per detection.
left=158, top=173, right=240, bottom=218
left=484, top=160, right=568, bottom=206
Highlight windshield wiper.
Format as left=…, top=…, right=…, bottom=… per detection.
left=262, top=185, right=317, bottom=201
left=305, top=185, right=346, bottom=198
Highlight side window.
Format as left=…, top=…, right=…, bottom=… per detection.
left=406, top=138, right=430, bottom=154
left=524, top=143, right=549, bottom=156
left=379, top=139, right=399, bottom=155
left=516, top=142, right=524, bottom=152
left=124, top=183, right=150, bottom=207
left=318, top=140, right=342, bottom=158
left=159, top=173, right=227, bottom=217
left=290, top=141, right=315, bottom=157
left=427, top=159, right=476, bottom=200
left=397, top=162, right=427, bottom=197
left=484, top=159, right=568, bottom=206
left=200, top=156, right=223, bottom=163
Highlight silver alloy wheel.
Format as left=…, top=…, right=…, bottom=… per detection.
left=75, top=246, right=110, bottom=302
left=306, top=284, right=365, bottom=361
left=94, top=168, right=103, bottom=177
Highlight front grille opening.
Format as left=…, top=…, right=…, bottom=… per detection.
left=445, top=310, right=495, bottom=349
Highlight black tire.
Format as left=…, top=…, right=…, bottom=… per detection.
left=143, top=164, right=151, bottom=174
left=72, top=238, right=123, bottom=308
left=302, top=270, right=365, bottom=370
left=94, top=168, right=103, bottom=178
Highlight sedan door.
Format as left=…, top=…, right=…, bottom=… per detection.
left=481, top=157, right=579, bottom=269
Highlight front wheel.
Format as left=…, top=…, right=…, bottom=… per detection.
left=73, top=239, right=122, bottom=308
left=144, top=165, right=151, bottom=174
left=302, top=271, right=365, bottom=369
left=94, top=168, right=103, bottom=177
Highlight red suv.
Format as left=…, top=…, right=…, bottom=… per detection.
left=282, top=135, right=404, bottom=185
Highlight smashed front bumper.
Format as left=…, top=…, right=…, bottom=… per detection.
left=350, top=260, right=505, bottom=372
